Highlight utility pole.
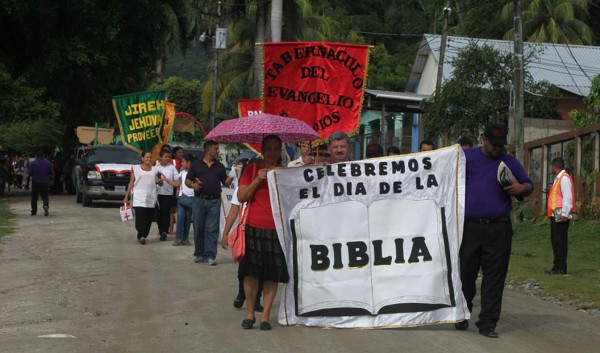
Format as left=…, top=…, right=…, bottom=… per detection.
left=436, top=2, right=451, bottom=146
left=435, top=3, right=451, bottom=90
left=513, top=0, right=525, bottom=163
left=209, top=1, right=223, bottom=130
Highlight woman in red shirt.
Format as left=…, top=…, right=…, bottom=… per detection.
left=237, top=134, right=289, bottom=331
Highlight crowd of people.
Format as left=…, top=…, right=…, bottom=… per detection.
left=12, top=123, right=577, bottom=337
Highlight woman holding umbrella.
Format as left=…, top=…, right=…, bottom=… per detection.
left=237, top=134, right=289, bottom=330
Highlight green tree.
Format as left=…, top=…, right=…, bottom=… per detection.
left=155, top=0, right=204, bottom=79
left=0, top=0, right=185, bottom=151
left=149, top=76, right=204, bottom=143
left=423, top=43, right=559, bottom=140
left=502, top=0, right=594, bottom=45
left=569, top=74, right=600, bottom=128
left=0, top=67, right=62, bottom=153
left=199, top=0, right=333, bottom=121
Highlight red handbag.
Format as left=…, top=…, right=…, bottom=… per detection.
left=228, top=203, right=249, bottom=263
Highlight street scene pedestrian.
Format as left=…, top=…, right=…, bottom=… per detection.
left=23, top=150, right=53, bottom=216
left=3, top=4, right=600, bottom=349
left=124, top=150, right=160, bottom=245
left=545, top=157, right=576, bottom=275
left=171, top=153, right=196, bottom=246
left=237, top=135, right=289, bottom=330
left=457, top=124, right=533, bottom=338
left=155, top=149, right=178, bottom=241
left=186, top=140, right=232, bottom=265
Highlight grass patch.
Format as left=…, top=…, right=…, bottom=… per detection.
left=510, top=219, right=600, bottom=309
left=0, top=201, right=16, bottom=240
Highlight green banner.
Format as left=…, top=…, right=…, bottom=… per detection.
left=112, top=90, right=167, bottom=154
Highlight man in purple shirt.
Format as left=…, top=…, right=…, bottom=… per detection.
left=455, top=124, right=533, bottom=338
left=24, top=150, right=54, bottom=216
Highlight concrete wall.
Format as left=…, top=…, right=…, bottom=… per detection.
left=523, top=118, right=573, bottom=143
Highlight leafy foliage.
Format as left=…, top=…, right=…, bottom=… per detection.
left=569, top=74, right=600, bottom=128
left=423, top=43, right=559, bottom=140
left=0, top=117, right=64, bottom=154
left=501, top=0, right=594, bottom=45
left=149, top=76, right=205, bottom=142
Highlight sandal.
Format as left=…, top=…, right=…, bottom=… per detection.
left=241, top=317, right=256, bottom=329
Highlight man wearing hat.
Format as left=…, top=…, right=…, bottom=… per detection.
left=455, top=124, right=533, bottom=338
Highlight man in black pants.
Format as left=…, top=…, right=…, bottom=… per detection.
left=545, top=157, right=575, bottom=275
left=24, top=150, right=54, bottom=216
left=457, top=124, right=533, bottom=338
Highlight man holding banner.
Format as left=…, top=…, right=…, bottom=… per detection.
left=458, top=124, right=533, bottom=338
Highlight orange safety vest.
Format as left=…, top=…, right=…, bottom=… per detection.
left=547, top=171, right=576, bottom=217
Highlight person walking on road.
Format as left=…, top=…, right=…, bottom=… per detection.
left=124, top=150, right=160, bottom=245
left=23, top=150, right=53, bottom=216
left=545, top=157, right=575, bottom=275
left=185, top=140, right=232, bottom=265
left=155, top=149, right=178, bottom=241
left=169, top=153, right=196, bottom=246
left=237, top=134, right=289, bottom=331
left=457, top=124, right=533, bottom=338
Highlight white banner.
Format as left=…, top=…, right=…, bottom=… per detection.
left=268, top=145, right=468, bottom=328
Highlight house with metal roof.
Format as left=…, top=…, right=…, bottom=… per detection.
left=402, top=35, right=600, bottom=207
left=406, top=34, right=600, bottom=143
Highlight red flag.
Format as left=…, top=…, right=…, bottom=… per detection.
left=237, top=99, right=263, bottom=155
left=262, top=42, right=370, bottom=141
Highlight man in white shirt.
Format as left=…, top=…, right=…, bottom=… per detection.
left=156, top=149, right=178, bottom=241
left=545, top=157, right=575, bottom=275
left=287, top=142, right=314, bottom=167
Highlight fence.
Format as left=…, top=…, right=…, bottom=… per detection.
left=524, top=122, right=600, bottom=215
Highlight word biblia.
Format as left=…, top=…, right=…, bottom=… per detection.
left=309, top=237, right=433, bottom=271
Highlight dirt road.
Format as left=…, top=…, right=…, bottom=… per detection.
left=1, top=194, right=599, bottom=353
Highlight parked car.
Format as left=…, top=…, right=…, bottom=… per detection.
left=182, top=146, right=204, bottom=161
left=75, top=145, right=140, bottom=207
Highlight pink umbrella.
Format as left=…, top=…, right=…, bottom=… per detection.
left=205, top=113, right=319, bottom=144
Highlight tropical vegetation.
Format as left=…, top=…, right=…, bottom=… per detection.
left=1, top=0, right=599, bottom=153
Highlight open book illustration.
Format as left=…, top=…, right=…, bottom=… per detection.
left=290, top=199, right=455, bottom=317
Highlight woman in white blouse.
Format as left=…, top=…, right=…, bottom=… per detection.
left=124, top=150, right=160, bottom=245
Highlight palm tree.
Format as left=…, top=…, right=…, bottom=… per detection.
left=501, top=0, right=594, bottom=45
left=155, top=0, right=204, bottom=79
left=200, top=0, right=333, bottom=119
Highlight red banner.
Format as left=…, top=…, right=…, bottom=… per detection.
left=238, top=99, right=263, bottom=155
left=262, top=42, right=370, bottom=141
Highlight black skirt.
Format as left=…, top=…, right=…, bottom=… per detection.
left=239, top=225, right=289, bottom=283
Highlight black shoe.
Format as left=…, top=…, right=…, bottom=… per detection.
left=254, top=301, right=264, bottom=313
left=454, top=320, right=469, bottom=330
left=259, top=321, right=272, bottom=331
left=159, top=232, right=167, bottom=241
left=241, top=318, right=255, bottom=329
left=43, top=205, right=49, bottom=216
left=31, top=212, right=36, bottom=216
left=233, top=292, right=245, bottom=309
left=545, top=269, right=566, bottom=275
left=194, top=256, right=205, bottom=263
left=478, top=326, right=499, bottom=338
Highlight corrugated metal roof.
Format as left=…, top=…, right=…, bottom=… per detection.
left=364, top=89, right=429, bottom=102
left=406, top=34, right=600, bottom=97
